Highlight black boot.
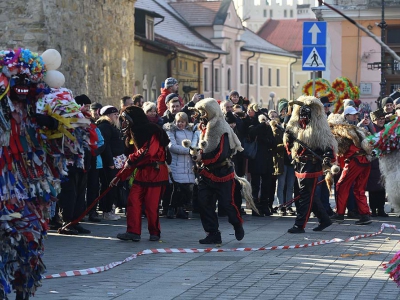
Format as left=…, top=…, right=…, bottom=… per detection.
left=16, top=291, right=29, bottom=300
left=287, top=225, right=305, bottom=234
left=234, top=224, right=245, bottom=241
left=199, top=231, right=222, bottom=244
left=355, top=214, right=372, bottom=225
left=166, top=207, right=176, bottom=219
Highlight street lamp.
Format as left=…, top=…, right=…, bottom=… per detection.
left=269, top=91, right=276, bottom=110
left=292, top=81, right=300, bottom=100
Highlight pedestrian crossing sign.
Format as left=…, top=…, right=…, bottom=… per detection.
left=302, top=46, right=326, bottom=71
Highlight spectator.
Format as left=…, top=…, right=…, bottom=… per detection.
left=132, top=94, right=144, bottom=108
left=220, top=100, right=233, bottom=114
left=343, top=106, right=359, bottom=125
left=90, top=102, right=102, bottom=121
left=96, top=105, right=126, bottom=221
left=120, top=96, right=133, bottom=111
left=320, top=96, right=332, bottom=118
left=381, top=97, right=395, bottom=123
left=143, top=101, right=163, bottom=126
left=157, top=77, right=183, bottom=116
left=161, top=93, right=182, bottom=124
left=163, top=112, right=198, bottom=219
left=58, top=94, right=96, bottom=235
left=246, top=104, right=277, bottom=216
left=181, top=93, right=201, bottom=122
left=277, top=99, right=289, bottom=123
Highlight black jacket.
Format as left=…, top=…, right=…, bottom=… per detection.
left=96, top=119, right=125, bottom=168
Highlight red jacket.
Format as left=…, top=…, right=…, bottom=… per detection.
left=156, top=88, right=184, bottom=116
left=118, top=135, right=168, bottom=186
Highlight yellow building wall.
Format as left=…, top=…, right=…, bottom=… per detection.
left=171, top=53, right=203, bottom=103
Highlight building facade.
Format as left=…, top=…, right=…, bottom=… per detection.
left=313, top=0, right=400, bottom=108
left=0, top=0, right=137, bottom=107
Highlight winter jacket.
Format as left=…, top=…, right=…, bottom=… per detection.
left=247, top=122, right=277, bottom=175
left=271, top=123, right=285, bottom=176
left=96, top=119, right=125, bottom=168
left=164, top=123, right=196, bottom=184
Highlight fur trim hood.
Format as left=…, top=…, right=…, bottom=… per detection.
left=195, top=98, right=243, bottom=154
left=284, top=95, right=338, bottom=156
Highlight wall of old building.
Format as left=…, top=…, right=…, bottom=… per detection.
left=0, top=0, right=136, bottom=107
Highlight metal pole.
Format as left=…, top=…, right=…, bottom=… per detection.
left=378, top=0, right=387, bottom=108
left=312, top=71, right=316, bottom=96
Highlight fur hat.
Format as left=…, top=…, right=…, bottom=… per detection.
left=370, top=108, right=385, bottom=121
left=75, top=94, right=91, bottom=105
left=100, top=105, right=118, bottom=116
left=142, top=101, right=156, bottom=114
left=381, top=97, right=394, bottom=107
left=164, top=77, right=178, bottom=89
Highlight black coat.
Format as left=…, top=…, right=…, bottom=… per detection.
left=247, top=122, right=276, bottom=175
left=96, top=119, right=125, bottom=168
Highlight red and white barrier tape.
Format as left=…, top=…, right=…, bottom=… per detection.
left=43, top=223, right=400, bottom=279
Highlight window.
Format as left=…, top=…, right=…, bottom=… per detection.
left=179, top=60, right=182, bottom=70
left=284, top=10, right=287, bottom=18
left=263, top=9, right=267, bottom=17
left=184, top=61, right=188, bottom=71
left=270, top=10, right=273, bottom=18
left=240, top=64, right=244, bottom=83
left=227, top=69, right=231, bottom=91
left=266, top=0, right=269, bottom=5
left=250, top=65, right=254, bottom=84
left=290, top=10, right=293, bottom=18
left=214, top=68, right=219, bottom=92
left=145, top=16, right=154, bottom=40
left=260, top=67, right=263, bottom=86
left=277, top=69, right=280, bottom=86
left=204, top=67, right=209, bottom=91
left=268, top=68, right=272, bottom=86
left=193, top=63, right=197, bottom=73
left=387, top=27, right=400, bottom=44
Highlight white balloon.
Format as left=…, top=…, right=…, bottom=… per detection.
left=41, top=49, right=62, bottom=70
left=44, top=70, right=65, bottom=88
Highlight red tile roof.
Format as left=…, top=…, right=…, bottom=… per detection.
left=257, top=19, right=316, bottom=53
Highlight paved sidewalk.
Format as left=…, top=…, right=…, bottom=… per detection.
left=35, top=212, right=400, bottom=300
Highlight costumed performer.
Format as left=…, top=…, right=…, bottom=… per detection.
left=283, top=96, right=338, bottom=233
left=113, top=106, right=170, bottom=242
left=190, top=98, right=245, bottom=244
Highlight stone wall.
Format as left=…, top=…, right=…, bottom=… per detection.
left=0, top=0, right=136, bottom=107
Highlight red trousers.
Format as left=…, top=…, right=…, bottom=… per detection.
left=126, top=184, right=164, bottom=236
left=336, top=159, right=371, bottom=215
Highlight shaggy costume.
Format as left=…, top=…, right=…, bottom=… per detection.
left=328, top=114, right=372, bottom=225
left=116, top=106, right=169, bottom=242
left=283, top=96, right=338, bottom=233
left=194, top=98, right=245, bottom=244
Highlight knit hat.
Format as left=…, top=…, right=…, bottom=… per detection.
left=90, top=102, right=102, bottom=110
left=343, top=99, right=355, bottom=108
left=357, top=102, right=371, bottom=116
left=381, top=97, right=394, bottom=107
left=75, top=94, right=91, bottom=105
left=320, top=96, right=329, bottom=104
left=100, top=105, right=118, bottom=116
left=229, top=90, right=239, bottom=98
left=142, top=101, right=156, bottom=114
left=278, top=99, right=288, bottom=114
left=164, top=77, right=178, bottom=89
left=165, top=93, right=179, bottom=104
left=370, top=108, right=385, bottom=121
left=224, top=111, right=237, bottom=124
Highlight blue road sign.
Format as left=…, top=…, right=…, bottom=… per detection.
left=302, top=46, right=326, bottom=71
left=303, top=22, right=327, bottom=46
